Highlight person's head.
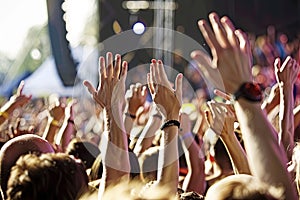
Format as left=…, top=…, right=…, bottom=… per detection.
left=89, top=150, right=140, bottom=182
left=0, top=134, right=54, bottom=197
left=205, top=174, right=284, bottom=200
left=66, top=138, right=100, bottom=169
left=7, top=153, right=88, bottom=200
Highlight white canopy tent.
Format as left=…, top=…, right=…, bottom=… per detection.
left=22, top=46, right=99, bottom=98
left=22, top=56, right=79, bottom=97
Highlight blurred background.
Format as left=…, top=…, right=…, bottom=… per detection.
left=0, top=0, right=299, bottom=99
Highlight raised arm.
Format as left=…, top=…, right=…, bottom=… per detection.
left=0, top=81, right=31, bottom=125
left=205, top=100, right=250, bottom=175
left=124, top=83, right=147, bottom=135
left=179, top=112, right=206, bottom=194
left=147, top=59, right=182, bottom=195
left=83, top=52, right=130, bottom=196
left=192, top=12, right=297, bottom=199
left=274, top=56, right=300, bottom=160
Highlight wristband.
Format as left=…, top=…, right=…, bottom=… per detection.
left=0, top=111, right=9, bottom=119
left=125, top=112, right=136, bottom=119
left=160, top=120, right=180, bottom=130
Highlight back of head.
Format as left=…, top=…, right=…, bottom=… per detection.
left=6, top=153, right=88, bottom=200
left=66, top=138, right=100, bottom=169
left=205, top=174, right=284, bottom=200
left=0, top=134, right=54, bottom=196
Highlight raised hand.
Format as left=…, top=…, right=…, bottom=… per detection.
left=205, top=100, right=235, bottom=136
left=274, top=56, right=300, bottom=87
left=147, top=59, right=183, bottom=120
left=83, top=52, right=128, bottom=113
left=125, top=83, right=148, bottom=116
left=8, top=118, right=35, bottom=139
left=191, top=12, right=252, bottom=94
left=0, top=81, right=31, bottom=124
left=2, top=81, right=31, bottom=112
left=274, top=56, right=300, bottom=160
left=48, top=102, right=65, bottom=122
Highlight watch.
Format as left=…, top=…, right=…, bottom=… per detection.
left=233, top=82, right=263, bottom=102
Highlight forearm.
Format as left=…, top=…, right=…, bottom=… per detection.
left=0, top=102, right=16, bottom=125
left=220, top=132, right=250, bottom=175
left=234, top=99, right=297, bottom=199
left=261, top=98, right=279, bottom=114
left=55, top=118, right=76, bottom=152
left=101, top=108, right=130, bottom=184
left=157, top=126, right=179, bottom=195
left=279, top=85, right=295, bottom=159
left=180, top=134, right=205, bottom=194
left=42, top=119, right=60, bottom=144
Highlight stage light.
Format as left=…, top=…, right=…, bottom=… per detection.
left=132, top=21, right=145, bottom=35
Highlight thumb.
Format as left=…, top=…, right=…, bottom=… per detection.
left=175, top=73, right=183, bottom=105
left=83, top=80, right=96, bottom=95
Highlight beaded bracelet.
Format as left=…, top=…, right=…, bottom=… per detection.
left=160, top=120, right=180, bottom=130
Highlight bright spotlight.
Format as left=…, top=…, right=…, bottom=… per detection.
left=132, top=22, right=145, bottom=35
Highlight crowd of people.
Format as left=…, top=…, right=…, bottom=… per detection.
left=0, top=11, right=299, bottom=199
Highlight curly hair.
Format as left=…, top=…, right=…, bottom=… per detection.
left=6, top=153, right=88, bottom=200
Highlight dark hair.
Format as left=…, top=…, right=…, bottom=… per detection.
left=66, top=138, right=100, bottom=169
left=0, top=134, right=54, bottom=198
left=7, top=153, right=88, bottom=200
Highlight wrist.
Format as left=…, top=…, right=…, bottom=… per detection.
left=165, top=111, right=180, bottom=121
left=161, top=119, right=180, bottom=130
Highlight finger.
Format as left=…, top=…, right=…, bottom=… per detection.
left=135, top=83, right=142, bottom=97
left=175, top=73, right=183, bottom=105
left=214, top=89, right=231, bottom=101
left=141, top=85, right=147, bottom=97
left=152, top=59, right=161, bottom=84
left=106, top=52, right=113, bottom=79
left=209, top=12, right=230, bottom=48
left=220, top=16, right=238, bottom=47
left=157, top=60, right=169, bottom=86
left=9, top=125, right=14, bottom=137
left=293, top=59, right=300, bottom=73
left=83, top=80, right=97, bottom=95
left=150, top=63, right=156, bottom=84
left=16, top=119, right=21, bottom=131
left=235, top=29, right=250, bottom=54
left=17, top=80, right=25, bottom=96
left=205, top=103, right=214, bottom=124
left=274, top=57, right=281, bottom=72
left=147, top=73, right=155, bottom=94
left=198, top=19, right=221, bottom=57
left=114, top=54, right=121, bottom=79
left=281, top=56, right=292, bottom=72
left=99, top=56, right=106, bottom=82
left=120, top=61, right=128, bottom=82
